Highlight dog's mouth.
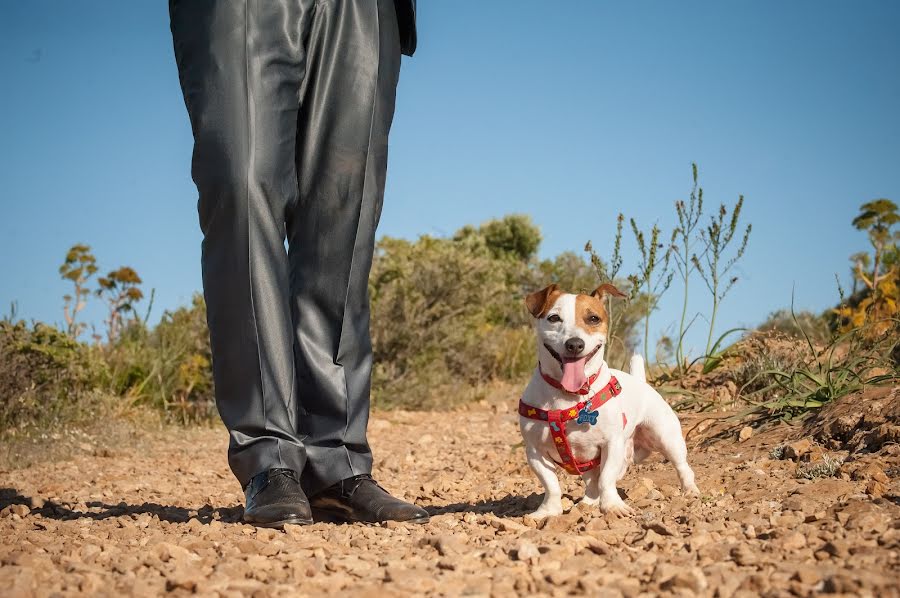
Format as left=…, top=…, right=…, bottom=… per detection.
left=543, top=343, right=602, bottom=392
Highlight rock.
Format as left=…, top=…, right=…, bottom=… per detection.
left=738, top=426, right=753, bottom=442
left=9, top=504, right=30, bottom=518
left=866, top=479, right=886, bottom=497
left=791, top=566, right=821, bottom=585
left=514, top=540, right=540, bottom=563
left=730, top=544, right=758, bottom=566
left=660, top=568, right=708, bottom=593
left=628, top=478, right=656, bottom=501
left=538, top=509, right=583, bottom=532
left=784, top=439, right=813, bottom=460
left=822, top=540, right=849, bottom=558
left=779, top=532, right=807, bottom=551
left=643, top=520, right=677, bottom=537
left=424, top=535, right=465, bottom=557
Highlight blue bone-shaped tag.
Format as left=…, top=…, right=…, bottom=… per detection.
left=577, top=407, right=598, bottom=425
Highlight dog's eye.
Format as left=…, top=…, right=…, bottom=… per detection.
left=547, top=314, right=562, bottom=323
left=587, top=315, right=601, bottom=325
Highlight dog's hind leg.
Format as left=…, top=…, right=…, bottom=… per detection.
left=652, top=411, right=700, bottom=496
left=525, top=448, right=564, bottom=518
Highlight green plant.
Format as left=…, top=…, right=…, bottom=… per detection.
left=59, top=244, right=98, bottom=338
left=0, top=320, right=108, bottom=432
left=795, top=455, right=843, bottom=480
left=834, top=199, right=899, bottom=336
left=105, top=294, right=215, bottom=424
left=628, top=219, right=675, bottom=363
left=585, top=214, right=643, bottom=368
left=769, top=444, right=786, bottom=460
left=693, top=197, right=751, bottom=356
left=757, top=309, right=831, bottom=345
left=851, top=199, right=899, bottom=298
left=741, top=303, right=899, bottom=421
left=671, top=163, right=705, bottom=373
left=96, top=266, right=144, bottom=345
left=369, top=231, right=531, bottom=408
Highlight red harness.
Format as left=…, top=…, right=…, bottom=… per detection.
left=519, top=369, right=624, bottom=475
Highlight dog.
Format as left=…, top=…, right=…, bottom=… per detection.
left=518, top=283, right=700, bottom=518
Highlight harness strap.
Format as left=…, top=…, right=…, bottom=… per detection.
left=519, top=376, right=624, bottom=475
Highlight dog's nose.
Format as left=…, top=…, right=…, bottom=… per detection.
left=564, top=337, right=585, bottom=355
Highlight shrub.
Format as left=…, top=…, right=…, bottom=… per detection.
left=369, top=233, right=533, bottom=408
left=105, top=294, right=215, bottom=423
left=757, top=309, right=832, bottom=345
left=0, top=320, right=108, bottom=432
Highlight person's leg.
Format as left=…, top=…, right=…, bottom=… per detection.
left=286, top=0, right=401, bottom=496
left=169, top=0, right=315, bottom=488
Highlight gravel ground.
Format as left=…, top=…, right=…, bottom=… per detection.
left=1, top=391, right=898, bottom=597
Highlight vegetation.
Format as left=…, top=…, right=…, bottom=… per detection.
left=671, top=164, right=705, bottom=373
left=627, top=218, right=675, bottom=365
left=693, top=195, right=752, bottom=356
left=2, top=183, right=897, bottom=435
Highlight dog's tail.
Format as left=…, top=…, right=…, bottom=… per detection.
left=630, top=354, right=646, bottom=383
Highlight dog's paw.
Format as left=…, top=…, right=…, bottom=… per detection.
left=600, top=499, right=634, bottom=518
left=683, top=483, right=701, bottom=497
left=526, top=505, right=563, bottom=519
left=577, top=496, right=600, bottom=508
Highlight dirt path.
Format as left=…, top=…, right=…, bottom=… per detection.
left=1, top=397, right=898, bottom=597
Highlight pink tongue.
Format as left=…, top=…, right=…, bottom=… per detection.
left=560, top=357, right=588, bottom=393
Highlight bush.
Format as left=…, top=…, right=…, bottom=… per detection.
left=757, top=309, right=832, bottom=345
left=370, top=233, right=533, bottom=408
left=0, top=320, right=108, bottom=432
left=105, top=294, right=215, bottom=423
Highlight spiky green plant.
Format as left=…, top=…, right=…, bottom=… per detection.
left=740, top=302, right=899, bottom=421
left=693, top=197, right=751, bottom=356
left=628, top=219, right=675, bottom=363
left=671, top=163, right=704, bottom=373
left=585, top=213, right=634, bottom=367
left=795, top=455, right=843, bottom=480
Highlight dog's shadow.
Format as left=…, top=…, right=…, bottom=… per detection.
left=425, top=492, right=549, bottom=518
left=0, top=487, right=243, bottom=525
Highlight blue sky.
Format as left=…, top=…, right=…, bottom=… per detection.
left=1, top=1, right=898, bottom=358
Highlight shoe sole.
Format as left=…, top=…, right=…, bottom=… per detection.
left=311, top=507, right=430, bottom=525
left=242, top=515, right=314, bottom=529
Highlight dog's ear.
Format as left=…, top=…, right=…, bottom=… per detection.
left=591, top=283, right=627, bottom=300
left=525, top=284, right=560, bottom=318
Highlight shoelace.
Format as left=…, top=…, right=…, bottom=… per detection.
left=341, top=474, right=386, bottom=498
left=269, top=468, right=301, bottom=484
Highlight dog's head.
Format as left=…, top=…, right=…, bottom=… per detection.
left=525, top=283, right=626, bottom=393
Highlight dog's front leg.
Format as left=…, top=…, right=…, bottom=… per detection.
left=525, top=448, right=563, bottom=518
left=579, top=468, right=601, bottom=507
left=598, top=435, right=633, bottom=517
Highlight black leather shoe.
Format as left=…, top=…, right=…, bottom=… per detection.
left=242, top=468, right=313, bottom=528
left=309, top=474, right=429, bottom=524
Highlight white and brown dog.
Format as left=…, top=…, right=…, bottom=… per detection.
left=518, top=284, right=699, bottom=518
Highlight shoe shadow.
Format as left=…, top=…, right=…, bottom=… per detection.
left=0, top=487, right=243, bottom=524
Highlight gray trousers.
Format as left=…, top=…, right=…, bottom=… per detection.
left=169, top=0, right=401, bottom=495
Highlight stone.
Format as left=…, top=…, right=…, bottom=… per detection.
left=784, top=439, right=812, bottom=461
left=660, top=568, right=708, bottom=593
left=514, top=540, right=540, bottom=563
left=643, top=520, right=677, bottom=537
left=730, top=544, right=758, bottom=566
left=738, top=426, right=753, bottom=442
left=628, top=478, right=656, bottom=501
left=779, top=532, right=807, bottom=551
